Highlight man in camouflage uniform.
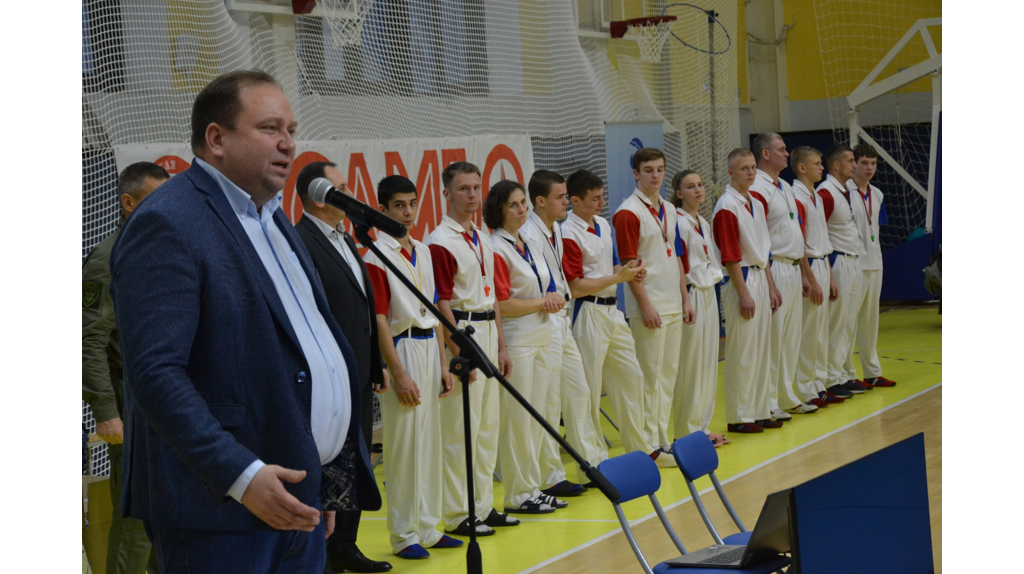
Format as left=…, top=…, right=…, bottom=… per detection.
left=82, top=161, right=168, bottom=574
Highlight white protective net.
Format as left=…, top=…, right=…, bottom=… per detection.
left=80, top=0, right=739, bottom=467
left=81, top=0, right=739, bottom=254
left=813, top=0, right=941, bottom=248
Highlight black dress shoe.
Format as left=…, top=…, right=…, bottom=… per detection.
left=329, top=550, right=393, bottom=573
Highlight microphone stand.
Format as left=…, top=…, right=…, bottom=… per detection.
left=349, top=220, right=621, bottom=574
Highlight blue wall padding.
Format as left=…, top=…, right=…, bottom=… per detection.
left=793, top=434, right=933, bottom=574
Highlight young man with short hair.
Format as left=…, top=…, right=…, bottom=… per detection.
left=426, top=162, right=515, bottom=537
left=521, top=170, right=603, bottom=495
left=751, top=133, right=818, bottom=421
left=561, top=170, right=653, bottom=461
left=816, top=144, right=862, bottom=399
left=846, top=144, right=896, bottom=388
left=789, top=147, right=843, bottom=408
left=612, top=148, right=694, bottom=466
left=364, top=175, right=463, bottom=560
left=710, top=148, right=782, bottom=433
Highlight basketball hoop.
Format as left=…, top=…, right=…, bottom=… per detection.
left=610, top=16, right=678, bottom=63
left=316, top=0, right=374, bottom=48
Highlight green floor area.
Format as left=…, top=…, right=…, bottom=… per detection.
left=352, top=307, right=942, bottom=573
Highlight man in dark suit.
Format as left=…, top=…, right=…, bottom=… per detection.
left=294, top=161, right=393, bottom=574
left=110, top=70, right=380, bottom=573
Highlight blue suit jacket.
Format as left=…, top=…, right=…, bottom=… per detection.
left=110, top=163, right=381, bottom=530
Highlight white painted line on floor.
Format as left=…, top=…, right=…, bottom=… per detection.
left=517, top=518, right=620, bottom=523
left=517, top=382, right=942, bottom=574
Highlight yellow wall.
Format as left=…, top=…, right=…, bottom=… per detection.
left=782, top=0, right=941, bottom=102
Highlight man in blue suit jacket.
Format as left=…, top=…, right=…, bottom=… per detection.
left=110, top=70, right=381, bottom=573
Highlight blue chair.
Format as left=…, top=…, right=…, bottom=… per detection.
left=598, top=451, right=789, bottom=574
left=671, top=431, right=750, bottom=545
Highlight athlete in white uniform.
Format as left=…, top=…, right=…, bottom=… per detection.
left=789, top=147, right=843, bottom=409
left=426, top=162, right=515, bottom=537
left=669, top=170, right=729, bottom=447
left=485, top=180, right=568, bottom=515
left=522, top=170, right=604, bottom=495
left=710, top=148, right=782, bottom=433
left=364, top=175, right=463, bottom=559
left=846, top=143, right=897, bottom=389
left=612, top=148, right=694, bottom=466
left=751, top=133, right=819, bottom=420
left=561, top=170, right=656, bottom=462
left=816, top=145, right=861, bottom=400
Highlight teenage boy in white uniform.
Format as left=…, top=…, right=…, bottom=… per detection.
left=426, top=162, right=515, bottom=538
left=751, top=133, right=819, bottom=420
left=561, top=170, right=656, bottom=462
left=612, top=148, right=694, bottom=466
left=669, top=170, right=729, bottom=447
left=710, top=148, right=782, bottom=434
left=789, top=147, right=844, bottom=408
left=816, top=145, right=861, bottom=399
left=364, top=175, right=463, bottom=560
left=846, top=144, right=897, bottom=389
left=521, top=170, right=603, bottom=495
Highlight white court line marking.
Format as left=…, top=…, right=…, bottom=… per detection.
left=517, top=382, right=942, bottom=574
left=518, top=518, right=619, bottom=523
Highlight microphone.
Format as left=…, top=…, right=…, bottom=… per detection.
left=308, top=178, right=407, bottom=238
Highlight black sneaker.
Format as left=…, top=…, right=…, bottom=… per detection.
left=842, top=380, right=866, bottom=394
left=825, top=384, right=853, bottom=398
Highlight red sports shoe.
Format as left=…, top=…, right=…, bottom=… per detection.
left=727, top=423, right=764, bottom=434
left=849, top=379, right=874, bottom=391
left=819, top=392, right=846, bottom=404
left=756, top=419, right=784, bottom=429
left=871, top=376, right=897, bottom=387
left=809, top=397, right=829, bottom=408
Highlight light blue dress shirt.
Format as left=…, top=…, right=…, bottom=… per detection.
left=194, top=159, right=352, bottom=502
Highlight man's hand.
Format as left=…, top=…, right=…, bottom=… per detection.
left=96, top=417, right=124, bottom=445
left=393, top=372, right=422, bottom=407
left=633, top=259, right=649, bottom=283
left=542, top=292, right=566, bottom=314
left=617, top=259, right=646, bottom=283
left=769, top=287, right=783, bottom=315
left=807, top=281, right=824, bottom=306
left=241, top=465, right=321, bottom=532
left=375, top=369, right=390, bottom=394
left=498, top=348, right=513, bottom=378
left=740, top=293, right=756, bottom=320
left=324, top=510, right=336, bottom=539
left=829, top=280, right=839, bottom=302
left=440, top=370, right=455, bottom=398
left=802, top=276, right=812, bottom=298
left=682, top=299, right=695, bottom=325
left=640, top=303, right=662, bottom=329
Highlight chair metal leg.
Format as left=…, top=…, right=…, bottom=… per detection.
left=603, top=434, right=612, bottom=448
left=600, top=407, right=620, bottom=431
left=686, top=479, right=724, bottom=544
left=650, top=494, right=688, bottom=556
left=710, top=471, right=747, bottom=533
left=613, top=504, right=654, bottom=574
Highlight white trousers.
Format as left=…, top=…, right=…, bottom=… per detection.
left=827, top=254, right=862, bottom=387
left=722, top=268, right=771, bottom=424
left=572, top=302, right=651, bottom=455
left=796, top=258, right=831, bottom=402
left=854, top=269, right=884, bottom=379
left=672, top=286, right=720, bottom=438
left=768, top=262, right=804, bottom=412
left=631, top=313, right=683, bottom=450
left=382, top=336, right=444, bottom=553
left=498, top=343, right=551, bottom=508
left=540, top=314, right=605, bottom=485
left=441, top=319, right=500, bottom=529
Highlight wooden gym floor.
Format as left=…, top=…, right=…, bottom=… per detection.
left=355, top=306, right=942, bottom=573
